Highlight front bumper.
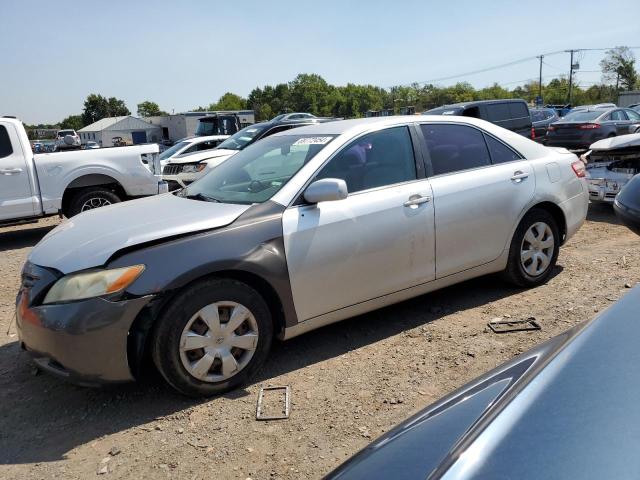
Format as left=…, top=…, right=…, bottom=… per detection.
left=587, top=180, right=627, bottom=203
left=16, top=264, right=153, bottom=385
left=614, top=198, right=640, bottom=235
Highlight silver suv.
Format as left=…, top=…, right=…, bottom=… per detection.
left=17, top=116, right=589, bottom=396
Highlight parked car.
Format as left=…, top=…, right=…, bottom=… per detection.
left=195, top=113, right=242, bottom=136
left=0, top=116, right=167, bottom=225
left=424, top=99, right=533, bottom=138
left=16, top=116, right=588, bottom=396
left=530, top=107, right=559, bottom=139
left=54, top=129, right=81, bottom=150
left=271, top=112, right=318, bottom=122
left=544, top=107, right=640, bottom=149
left=614, top=174, right=640, bottom=235
left=162, top=118, right=320, bottom=190
left=326, top=284, right=640, bottom=479
left=32, top=142, right=44, bottom=153
left=584, top=133, right=640, bottom=203
left=83, top=141, right=100, bottom=149
left=158, top=135, right=229, bottom=167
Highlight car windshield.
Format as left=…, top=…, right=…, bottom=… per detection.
left=562, top=110, right=602, bottom=121
left=159, top=141, right=190, bottom=160
left=530, top=110, right=548, bottom=122
left=271, top=114, right=286, bottom=122
left=179, top=134, right=336, bottom=204
left=423, top=107, right=463, bottom=116
left=58, top=130, right=74, bottom=136
left=217, top=124, right=270, bottom=151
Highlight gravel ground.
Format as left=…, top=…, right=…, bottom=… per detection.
left=0, top=204, right=638, bottom=480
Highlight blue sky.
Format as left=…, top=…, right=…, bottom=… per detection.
left=1, top=0, right=639, bottom=123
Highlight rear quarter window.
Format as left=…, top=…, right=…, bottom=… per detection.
left=0, top=125, right=14, bottom=158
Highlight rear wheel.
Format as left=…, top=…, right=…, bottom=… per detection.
left=503, top=209, right=560, bottom=287
left=65, top=187, right=121, bottom=217
left=151, top=278, right=273, bottom=397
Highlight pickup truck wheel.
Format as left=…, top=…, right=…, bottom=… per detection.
left=66, top=187, right=121, bottom=217
left=503, top=208, right=560, bottom=287
left=151, top=278, right=273, bottom=397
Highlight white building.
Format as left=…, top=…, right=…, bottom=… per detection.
left=145, top=111, right=255, bottom=143
left=78, top=116, right=162, bottom=147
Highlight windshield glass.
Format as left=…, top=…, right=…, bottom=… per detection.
left=562, top=110, right=602, bottom=121
left=58, top=130, right=75, bottom=136
left=180, top=134, right=336, bottom=204
left=159, top=141, right=190, bottom=160
left=217, top=124, right=270, bottom=151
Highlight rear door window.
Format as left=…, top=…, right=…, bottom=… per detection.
left=0, top=125, right=13, bottom=159
left=611, top=110, right=626, bottom=121
left=484, top=134, right=522, bottom=164
left=421, top=124, right=491, bottom=175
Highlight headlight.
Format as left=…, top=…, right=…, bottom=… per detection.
left=43, top=265, right=145, bottom=304
left=182, top=163, right=206, bottom=173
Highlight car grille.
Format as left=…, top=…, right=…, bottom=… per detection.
left=163, top=164, right=184, bottom=175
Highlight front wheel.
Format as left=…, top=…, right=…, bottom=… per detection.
left=503, top=209, right=560, bottom=287
left=65, top=187, right=121, bottom=217
left=151, top=278, right=273, bottom=397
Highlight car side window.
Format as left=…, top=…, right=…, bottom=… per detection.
left=0, top=126, right=13, bottom=159
left=626, top=109, right=640, bottom=121
left=484, top=134, right=522, bottom=164
left=421, top=124, right=491, bottom=175
left=486, top=103, right=511, bottom=122
left=611, top=110, right=626, bottom=121
left=315, top=126, right=417, bottom=193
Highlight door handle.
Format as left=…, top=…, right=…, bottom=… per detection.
left=511, top=171, right=529, bottom=182
left=403, top=195, right=431, bottom=207
left=0, top=168, right=22, bottom=175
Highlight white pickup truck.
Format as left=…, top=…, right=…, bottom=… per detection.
left=0, top=116, right=167, bottom=226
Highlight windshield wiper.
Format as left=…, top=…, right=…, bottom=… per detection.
left=183, top=192, right=220, bottom=202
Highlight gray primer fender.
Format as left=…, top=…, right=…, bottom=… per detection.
left=107, top=200, right=299, bottom=329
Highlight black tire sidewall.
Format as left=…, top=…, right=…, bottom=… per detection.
left=506, top=209, right=560, bottom=287
left=67, top=187, right=121, bottom=217
left=152, top=278, right=273, bottom=397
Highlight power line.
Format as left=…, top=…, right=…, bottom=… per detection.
left=393, top=46, right=640, bottom=89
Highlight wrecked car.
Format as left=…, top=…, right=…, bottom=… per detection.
left=584, top=133, right=640, bottom=203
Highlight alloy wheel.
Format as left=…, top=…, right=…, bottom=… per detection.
left=179, top=301, right=259, bottom=382
left=80, top=197, right=112, bottom=211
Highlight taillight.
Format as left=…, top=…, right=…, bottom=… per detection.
left=578, top=123, right=600, bottom=130
left=531, top=126, right=536, bottom=140
left=571, top=160, right=586, bottom=178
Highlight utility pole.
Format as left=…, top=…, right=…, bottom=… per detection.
left=566, top=49, right=578, bottom=106
left=537, top=55, right=543, bottom=102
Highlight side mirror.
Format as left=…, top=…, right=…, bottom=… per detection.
left=303, top=178, right=348, bottom=204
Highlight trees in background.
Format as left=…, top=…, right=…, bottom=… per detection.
left=81, top=94, right=130, bottom=126
left=600, top=46, right=638, bottom=92
left=136, top=100, right=168, bottom=118
left=59, top=114, right=83, bottom=131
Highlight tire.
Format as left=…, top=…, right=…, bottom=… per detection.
left=65, top=187, right=121, bottom=217
left=503, top=208, right=560, bottom=287
left=151, top=278, right=273, bottom=397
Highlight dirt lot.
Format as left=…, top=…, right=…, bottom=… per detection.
left=0, top=205, right=638, bottom=480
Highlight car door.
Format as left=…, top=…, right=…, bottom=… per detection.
left=610, top=110, right=630, bottom=135
left=419, top=123, right=535, bottom=278
left=624, top=109, right=640, bottom=133
left=0, top=122, right=36, bottom=221
left=282, top=126, right=435, bottom=322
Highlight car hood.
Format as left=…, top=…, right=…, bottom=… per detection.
left=168, top=149, right=237, bottom=165
left=328, top=287, right=640, bottom=480
left=590, top=133, right=640, bottom=151
left=29, top=193, right=251, bottom=273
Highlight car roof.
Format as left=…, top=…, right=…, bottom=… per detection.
left=272, top=115, right=550, bottom=159
left=429, top=99, right=528, bottom=110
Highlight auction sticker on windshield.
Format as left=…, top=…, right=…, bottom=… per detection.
left=293, top=137, right=333, bottom=145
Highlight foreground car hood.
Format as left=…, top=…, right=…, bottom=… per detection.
left=328, top=286, right=640, bottom=480
left=168, top=149, right=237, bottom=165
left=29, top=194, right=250, bottom=273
